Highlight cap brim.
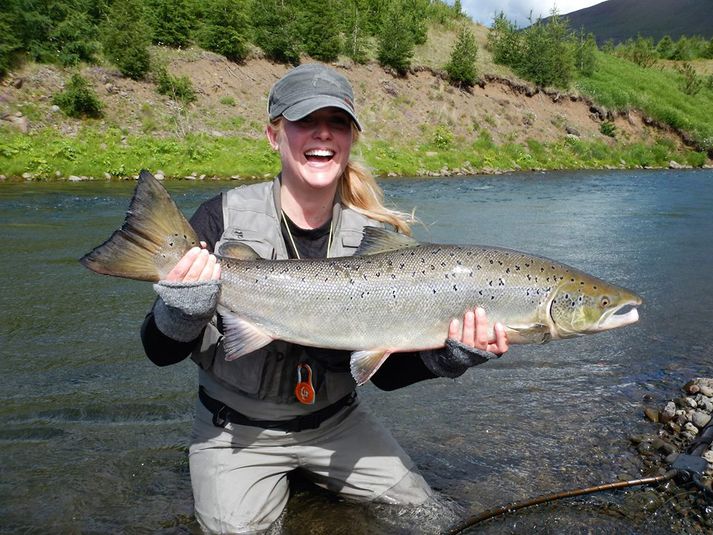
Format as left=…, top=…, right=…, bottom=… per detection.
left=280, top=96, right=363, bottom=131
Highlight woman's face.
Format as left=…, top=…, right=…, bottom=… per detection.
left=267, top=107, right=354, bottom=192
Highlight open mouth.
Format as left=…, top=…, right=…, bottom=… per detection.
left=600, top=303, right=640, bottom=330
left=305, top=149, right=335, bottom=163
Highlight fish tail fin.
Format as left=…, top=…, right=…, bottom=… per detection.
left=80, top=170, right=199, bottom=282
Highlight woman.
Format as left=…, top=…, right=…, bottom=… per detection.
left=141, top=63, right=509, bottom=534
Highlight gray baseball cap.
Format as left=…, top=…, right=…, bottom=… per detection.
left=268, top=63, right=363, bottom=131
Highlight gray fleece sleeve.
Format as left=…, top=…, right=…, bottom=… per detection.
left=152, top=280, right=221, bottom=342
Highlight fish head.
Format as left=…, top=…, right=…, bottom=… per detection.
left=547, top=275, right=643, bottom=339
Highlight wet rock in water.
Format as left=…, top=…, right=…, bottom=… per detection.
left=660, top=401, right=677, bottom=423
left=644, top=407, right=659, bottom=422
left=692, top=411, right=711, bottom=429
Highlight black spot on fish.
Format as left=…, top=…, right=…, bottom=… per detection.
left=453, top=284, right=458, bottom=291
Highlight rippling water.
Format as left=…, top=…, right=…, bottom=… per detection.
left=1, top=169, right=712, bottom=533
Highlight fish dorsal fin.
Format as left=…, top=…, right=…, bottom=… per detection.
left=350, top=349, right=392, bottom=385
left=220, top=308, right=274, bottom=360
left=217, top=240, right=260, bottom=261
left=355, top=227, right=419, bottom=256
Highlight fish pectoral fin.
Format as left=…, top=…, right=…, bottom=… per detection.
left=220, top=311, right=274, bottom=360
left=350, top=349, right=392, bottom=386
left=355, top=227, right=420, bottom=256
left=217, top=240, right=260, bottom=261
left=506, top=324, right=552, bottom=344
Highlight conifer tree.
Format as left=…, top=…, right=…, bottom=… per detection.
left=487, top=12, right=522, bottom=68
left=656, top=35, right=674, bottom=60
left=574, top=29, right=597, bottom=76
left=146, top=0, right=193, bottom=48
left=342, top=0, right=370, bottom=63
left=377, top=1, right=414, bottom=75
left=198, top=0, right=250, bottom=62
left=298, top=0, right=341, bottom=62
left=252, top=0, right=301, bottom=65
left=445, top=24, right=478, bottom=87
left=102, top=0, right=151, bottom=79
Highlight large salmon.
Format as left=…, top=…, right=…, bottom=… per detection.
left=81, top=171, right=642, bottom=384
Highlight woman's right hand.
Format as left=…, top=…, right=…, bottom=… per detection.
left=165, top=244, right=221, bottom=283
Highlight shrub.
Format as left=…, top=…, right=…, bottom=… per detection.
left=600, top=121, right=616, bottom=138
left=155, top=67, right=196, bottom=103
left=675, top=62, right=702, bottom=96
left=53, top=73, right=103, bottom=118
left=445, top=24, right=478, bottom=88
left=518, top=12, right=574, bottom=88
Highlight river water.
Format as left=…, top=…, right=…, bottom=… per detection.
left=1, top=169, right=712, bottom=534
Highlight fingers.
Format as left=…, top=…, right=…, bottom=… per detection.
left=166, top=247, right=221, bottom=282
left=488, top=322, right=509, bottom=355
left=473, top=307, right=489, bottom=349
left=450, top=307, right=509, bottom=356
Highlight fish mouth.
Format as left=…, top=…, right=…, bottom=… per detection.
left=595, top=300, right=642, bottom=332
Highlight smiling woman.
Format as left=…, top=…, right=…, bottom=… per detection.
left=120, top=62, right=511, bottom=534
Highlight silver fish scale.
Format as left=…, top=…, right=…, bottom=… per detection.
left=218, top=243, right=578, bottom=351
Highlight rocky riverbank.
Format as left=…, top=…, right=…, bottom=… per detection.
left=632, top=377, right=713, bottom=529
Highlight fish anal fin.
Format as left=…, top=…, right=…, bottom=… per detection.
left=350, top=349, right=392, bottom=385
left=355, top=227, right=419, bottom=256
left=221, top=311, right=274, bottom=360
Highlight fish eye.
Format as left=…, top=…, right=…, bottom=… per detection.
left=600, top=296, right=610, bottom=308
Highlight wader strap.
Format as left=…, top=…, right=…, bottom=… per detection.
left=199, top=386, right=356, bottom=432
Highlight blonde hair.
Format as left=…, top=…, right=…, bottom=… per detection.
left=270, top=119, right=413, bottom=235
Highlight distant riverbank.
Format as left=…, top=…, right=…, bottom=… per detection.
left=1, top=127, right=710, bottom=183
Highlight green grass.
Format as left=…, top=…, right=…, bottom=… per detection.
left=575, top=51, right=713, bottom=151
left=1, top=123, right=704, bottom=181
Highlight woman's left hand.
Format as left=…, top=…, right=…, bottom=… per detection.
left=448, top=306, right=509, bottom=356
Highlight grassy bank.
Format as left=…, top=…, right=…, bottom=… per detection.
left=575, top=52, right=713, bottom=152
left=0, top=125, right=707, bottom=182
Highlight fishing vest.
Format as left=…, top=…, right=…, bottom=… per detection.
left=190, top=177, right=382, bottom=404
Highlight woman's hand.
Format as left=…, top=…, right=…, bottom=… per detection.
left=165, top=242, right=221, bottom=283
left=448, top=307, right=509, bottom=356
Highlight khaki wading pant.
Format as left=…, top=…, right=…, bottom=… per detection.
left=189, top=398, right=432, bottom=534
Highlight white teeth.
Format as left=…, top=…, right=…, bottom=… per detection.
left=305, top=149, right=334, bottom=157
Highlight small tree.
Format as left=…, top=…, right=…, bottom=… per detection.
left=198, top=0, right=250, bottom=62
left=445, top=24, right=478, bottom=88
left=377, top=1, right=415, bottom=75
left=342, top=0, right=370, bottom=63
left=518, top=12, right=574, bottom=88
left=487, top=12, right=522, bottom=68
left=102, top=0, right=151, bottom=79
left=656, top=35, right=674, bottom=59
left=574, top=29, right=597, bottom=76
left=675, top=62, right=702, bottom=96
left=53, top=73, right=103, bottom=118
